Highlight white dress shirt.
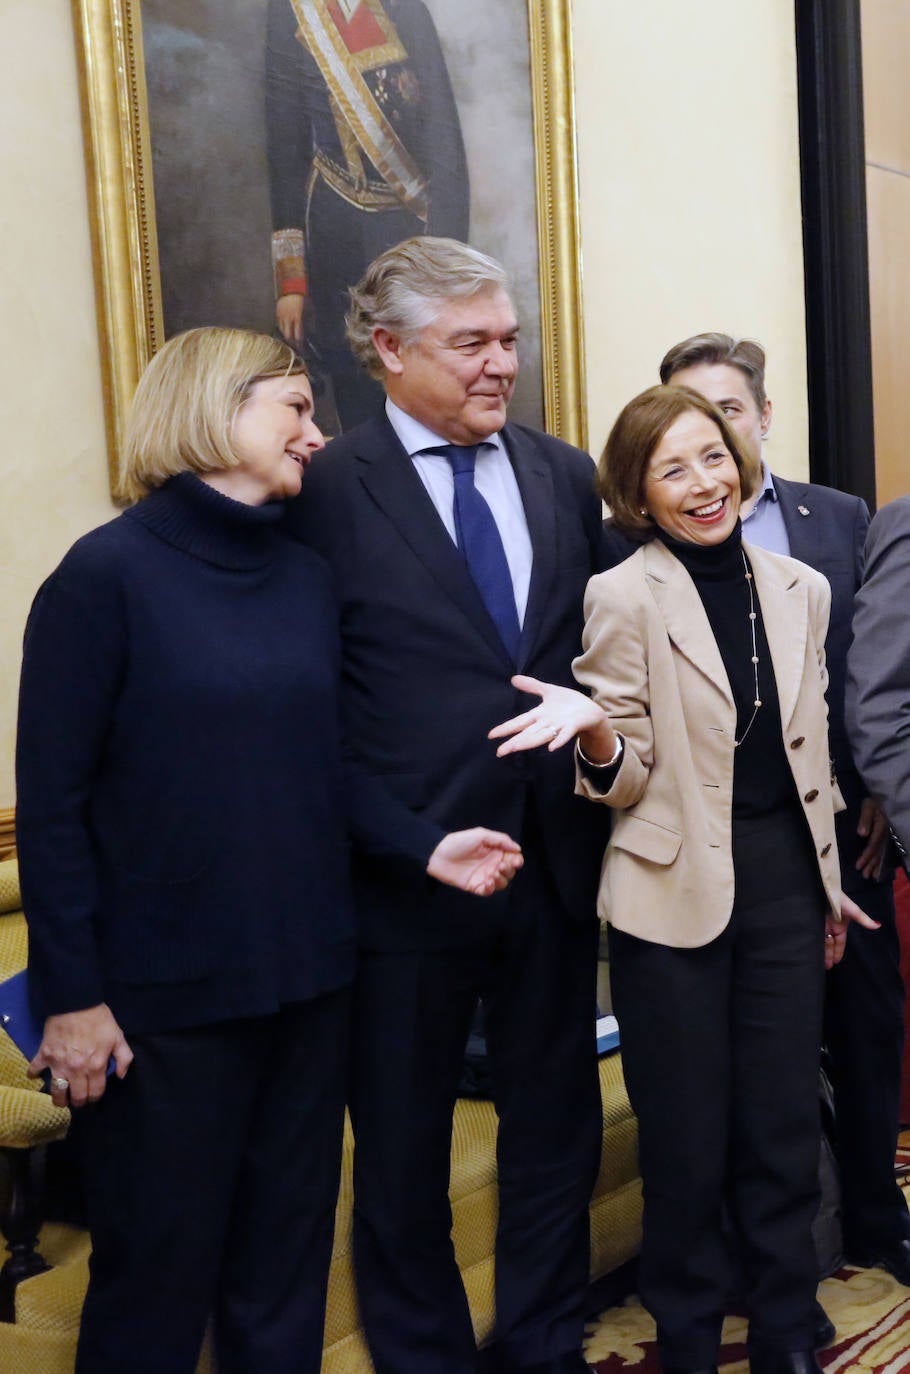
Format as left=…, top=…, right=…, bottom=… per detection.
left=385, top=398, right=534, bottom=624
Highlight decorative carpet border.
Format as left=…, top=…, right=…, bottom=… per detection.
left=584, top=1159, right=910, bottom=1373
left=585, top=1269, right=910, bottom=1372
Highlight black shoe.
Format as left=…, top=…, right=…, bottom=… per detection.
left=748, top=1349, right=822, bottom=1374
left=847, top=1236, right=910, bottom=1286
left=812, top=1299, right=835, bottom=1349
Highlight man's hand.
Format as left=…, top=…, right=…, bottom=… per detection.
left=427, top=829, right=523, bottom=896
left=276, top=294, right=305, bottom=346
left=28, top=1003, right=133, bottom=1108
left=855, top=797, right=890, bottom=880
left=825, top=893, right=881, bottom=969
left=489, top=674, right=617, bottom=760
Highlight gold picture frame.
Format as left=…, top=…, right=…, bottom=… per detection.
left=73, top=0, right=587, bottom=499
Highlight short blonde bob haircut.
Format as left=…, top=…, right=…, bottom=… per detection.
left=120, top=327, right=304, bottom=502
left=598, top=384, right=760, bottom=540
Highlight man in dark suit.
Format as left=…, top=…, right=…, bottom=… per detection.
left=847, top=494, right=910, bottom=859
left=285, top=237, right=609, bottom=1374
left=658, top=334, right=910, bottom=1288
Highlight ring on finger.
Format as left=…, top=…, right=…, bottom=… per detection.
left=50, top=1076, right=70, bottom=1093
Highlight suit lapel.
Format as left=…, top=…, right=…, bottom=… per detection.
left=643, top=541, right=733, bottom=706
left=772, top=474, right=822, bottom=568
left=747, top=543, right=808, bottom=730
left=504, top=424, right=557, bottom=667
left=355, top=416, right=515, bottom=668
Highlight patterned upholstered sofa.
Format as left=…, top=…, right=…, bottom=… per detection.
left=0, top=855, right=642, bottom=1372
left=0, top=857, right=95, bottom=1374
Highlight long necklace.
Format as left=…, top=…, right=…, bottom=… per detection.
left=735, top=549, right=762, bottom=748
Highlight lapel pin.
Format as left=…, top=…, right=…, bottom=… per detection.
left=797, top=504, right=811, bottom=517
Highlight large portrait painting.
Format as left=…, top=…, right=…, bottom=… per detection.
left=73, top=0, right=586, bottom=497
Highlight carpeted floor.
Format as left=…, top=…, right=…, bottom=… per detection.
left=583, top=1134, right=910, bottom=1373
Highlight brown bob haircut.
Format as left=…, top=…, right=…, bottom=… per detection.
left=598, top=384, right=760, bottom=540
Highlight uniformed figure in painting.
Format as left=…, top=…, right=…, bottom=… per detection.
left=266, top=0, right=471, bottom=430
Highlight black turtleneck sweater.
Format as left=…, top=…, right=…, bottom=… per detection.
left=16, top=473, right=442, bottom=1032
left=655, top=523, right=798, bottom=819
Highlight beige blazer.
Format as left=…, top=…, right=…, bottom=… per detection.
left=573, top=538, right=843, bottom=946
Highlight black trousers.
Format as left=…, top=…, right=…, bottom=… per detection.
left=825, top=856, right=910, bottom=1255
left=609, top=809, right=828, bottom=1369
left=350, top=837, right=603, bottom=1374
left=71, top=989, right=350, bottom=1374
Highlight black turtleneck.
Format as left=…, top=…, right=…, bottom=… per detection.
left=126, top=469, right=286, bottom=568
left=655, top=523, right=798, bottom=819
left=16, top=473, right=441, bottom=1031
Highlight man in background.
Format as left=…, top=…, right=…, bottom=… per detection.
left=847, top=494, right=910, bottom=893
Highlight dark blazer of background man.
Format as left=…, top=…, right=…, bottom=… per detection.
left=651, top=333, right=910, bottom=1284
left=848, top=494, right=910, bottom=860
left=285, top=237, right=608, bottom=1374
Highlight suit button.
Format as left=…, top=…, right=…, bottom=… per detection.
left=790, top=737, right=805, bottom=749
left=820, top=843, right=832, bottom=857
left=804, top=789, right=819, bottom=803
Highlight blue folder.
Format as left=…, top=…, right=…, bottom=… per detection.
left=0, top=969, right=116, bottom=1081
left=0, top=967, right=45, bottom=1065
left=596, top=1013, right=620, bottom=1056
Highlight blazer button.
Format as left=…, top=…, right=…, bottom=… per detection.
left=790, top=737, right=805, bottom=749
left=820, top=843, right=832, bottom=857
left=804, top=789, right=819, bottom=803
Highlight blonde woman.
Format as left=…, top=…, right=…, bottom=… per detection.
left=16, top=327, right=520, bottom=1374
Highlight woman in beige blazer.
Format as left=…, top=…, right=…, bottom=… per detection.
left=491, top=386, right=875, bottom=1374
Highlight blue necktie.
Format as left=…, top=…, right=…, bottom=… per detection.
left=436, top=444, right=521, bottom=660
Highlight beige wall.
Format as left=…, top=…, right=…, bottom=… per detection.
left=573, top=0, right=808, bottom=470
left=861, top=0, right=910, bottom=509
left=0, top=2, right=115, bottom=805
left=0, top=0, right=810, bottom=807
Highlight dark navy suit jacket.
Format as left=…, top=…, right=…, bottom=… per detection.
left=770, top=476, right=868, bottom=820
left=285, top=413, right=612, bottom=951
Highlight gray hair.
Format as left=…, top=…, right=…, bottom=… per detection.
left=346, top=236, right=513, bottom=378
left=659, top=331, right=768, bottom=412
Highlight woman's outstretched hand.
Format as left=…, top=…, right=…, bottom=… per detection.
left=28, top=1003, right=134, bottom=1108
left=427, top=829, right=523, bottom=896
left=488, top=675, right=618, bottom=760
left=825, top=893, right=881, bottom=969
